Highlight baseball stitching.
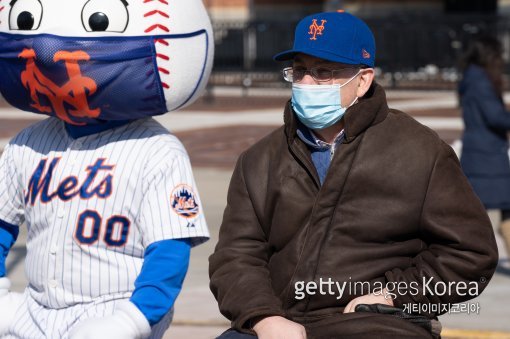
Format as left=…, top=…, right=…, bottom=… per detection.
left=0, top=0, right=5, bottom=25
left=143, top=0, right=171, bottom=90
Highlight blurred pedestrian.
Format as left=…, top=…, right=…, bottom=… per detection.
left=209, top=11, right=498, bottom=339
left=459, top=36, right=510, bottom=256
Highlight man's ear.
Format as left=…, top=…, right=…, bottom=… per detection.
left=356, top=68, right=375, bottom=98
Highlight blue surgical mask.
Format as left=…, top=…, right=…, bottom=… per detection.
left=0, top=31, right=207, bottom=125
left=291, top=71, right=360, bottom=130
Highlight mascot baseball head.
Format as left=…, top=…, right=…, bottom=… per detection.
left=0, top=0, right=213, bottom=125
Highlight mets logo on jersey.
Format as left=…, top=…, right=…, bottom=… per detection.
left=309, top=19, right=327, bottom=40
left=19, top=48, right=100, bottom=125
left=171, top=184, right=200, bottom=219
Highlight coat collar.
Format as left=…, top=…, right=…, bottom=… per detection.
left=284, top=82, right=389, bottom=144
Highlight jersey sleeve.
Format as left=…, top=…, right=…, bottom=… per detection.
left=130, top=238, right=191, bottom=325
left=137, top=143, right=209, bottom=248
left=0, top=220, right=19, bottom=277
left=0, top=143, right=25, bottom=226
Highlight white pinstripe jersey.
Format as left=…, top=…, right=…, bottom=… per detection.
left=0, top=117, right=209, bottom=309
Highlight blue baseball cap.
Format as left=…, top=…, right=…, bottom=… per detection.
left=274, top=11, right=376, bottom=67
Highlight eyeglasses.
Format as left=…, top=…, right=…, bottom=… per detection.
left=282, top=66, right=360, bottom=83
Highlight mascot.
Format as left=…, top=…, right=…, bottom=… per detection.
left=0, top=0, right=213, bottom=338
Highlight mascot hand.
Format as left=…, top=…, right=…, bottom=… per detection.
left=70, top=300, right=151, bottom=339
left=0, top=277, right=24, bottom=335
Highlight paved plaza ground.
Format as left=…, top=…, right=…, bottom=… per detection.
left=2, top=87, right=510, bottom=338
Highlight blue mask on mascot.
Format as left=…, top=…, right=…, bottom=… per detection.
left=0, top=0, right=213, bottom=125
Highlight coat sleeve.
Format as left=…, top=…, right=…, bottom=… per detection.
left=471, top=78, right=510, bottom=130
left=209, top=152, right=285, bottom=332
left=385, top=142, right=498, bottom=315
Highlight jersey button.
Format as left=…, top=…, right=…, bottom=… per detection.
left=48, top=280, right=58, bottom=288
left=71, top=141, right=83, bottom=150
left=50, top=245, right=58, bottom=254
left=57, top=209, right=65, bottom=218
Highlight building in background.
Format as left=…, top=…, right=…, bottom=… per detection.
left=204, top=0, right=325, bottom=21
left=342, top=0, right=442, bottom=17
left=204, top=0, right=500, bottom=21
left=205, top=0, right=509, bottom=88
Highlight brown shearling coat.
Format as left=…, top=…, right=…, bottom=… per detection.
left=209, top=84, right=498, bottom=338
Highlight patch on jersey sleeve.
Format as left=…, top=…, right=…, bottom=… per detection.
left=170, top=184, right=200, bottom=219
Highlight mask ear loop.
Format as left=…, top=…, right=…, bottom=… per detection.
left=347, top=96, right=359, bottom=108
left=340, top=69, right=362, bottom=109
left=339, top=69, right=362, bottom=88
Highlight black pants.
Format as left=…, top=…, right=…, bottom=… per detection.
left=216, top=329, right=257, bottom=339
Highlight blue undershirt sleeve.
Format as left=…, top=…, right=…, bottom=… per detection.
left=0, top=219, right=19, bottom=277
left=130, top=238, right=191, bottom=326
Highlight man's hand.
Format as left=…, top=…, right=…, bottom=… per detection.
left=343, top=288, right=394, bottom=313
left=70, top=300, right=151, bottom=339
left=0, top=277, right=24, bottom=335
left=253, top=316, right=307, bottom=339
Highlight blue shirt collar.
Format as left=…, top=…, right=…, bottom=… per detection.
left=296, top=120, right=344, bottom=150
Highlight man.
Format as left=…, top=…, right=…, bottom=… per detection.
left=209, top=11, right=498, bottom=338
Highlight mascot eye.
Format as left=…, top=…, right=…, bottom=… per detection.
left=8, top=0, right=43, bottom=31
left=82, top=0, right=129, bottom=33
left=89, top=12, right=109, bottom=31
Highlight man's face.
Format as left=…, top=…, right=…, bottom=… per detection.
left=292, top=53, right=361, bottom=107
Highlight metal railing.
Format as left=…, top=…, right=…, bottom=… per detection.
left=210, top=13, right=510, bottom=89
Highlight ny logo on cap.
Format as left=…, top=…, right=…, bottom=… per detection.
left=309, top=19, right=327, bottom=41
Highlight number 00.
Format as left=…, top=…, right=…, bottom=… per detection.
left=75, top=210, right=130, bottom=247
